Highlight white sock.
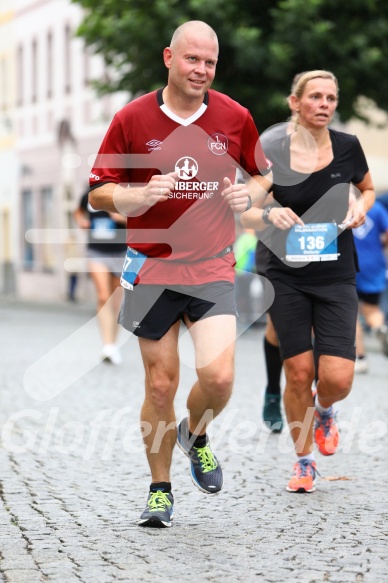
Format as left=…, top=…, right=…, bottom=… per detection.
left=315, top=396, right=332, bottom=414
left=298, top=452, right=315, bottom=463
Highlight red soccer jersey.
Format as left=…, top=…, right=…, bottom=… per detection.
left=90, top=89, right=270, bottom=284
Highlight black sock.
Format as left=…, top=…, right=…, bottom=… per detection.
left=188, top=430, right=207, bottom=448
left=313, top=340, right=319, bottom=386
left=150, top=481, right=172, bottom=493
left=264, top=336, right=282, bottom=396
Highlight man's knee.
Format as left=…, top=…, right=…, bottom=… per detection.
left=200, top=369, right=234, bottom=400
left=285, top=362, right=314, bottom=394
left=319, top=371, right=353, bottom=399
left=146, top=374, right=178, bottom=410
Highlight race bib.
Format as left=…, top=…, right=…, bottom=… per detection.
left=286, top=223, right=338, bottom=262
left=91, top=217, right=116, bottom=240
left=120, top=247, right=147, bottom=290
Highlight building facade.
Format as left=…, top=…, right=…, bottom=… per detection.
left=0, top=0, right=18, bottom=295
left=7, top=0, right=127, bottom=301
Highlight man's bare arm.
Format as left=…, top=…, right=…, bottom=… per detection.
left=89, top=173, right=177, bottom=216
left=221, top=172, right=272, bottom=214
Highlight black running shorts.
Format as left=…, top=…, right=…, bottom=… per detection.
left=357, top=291, right=381, bottom=306
left=118, top=282, right=237, bottom=340
left=268, top=278, right=358, bottom=361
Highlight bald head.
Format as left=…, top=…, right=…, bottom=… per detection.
left=163, top=20, right=219, bottom=108
left=170, top=21, right=218, bottom=54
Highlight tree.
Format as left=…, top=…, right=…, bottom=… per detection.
left=73, top=0, right=388, bottom=129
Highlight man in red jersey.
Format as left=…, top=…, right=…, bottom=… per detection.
left=89, top=20, right=271, bottom=527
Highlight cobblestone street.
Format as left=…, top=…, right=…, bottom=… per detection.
left=0, top=299, right=387, bottom=582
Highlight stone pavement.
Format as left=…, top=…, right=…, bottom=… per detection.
left=0, top=299, right=387, bottom=583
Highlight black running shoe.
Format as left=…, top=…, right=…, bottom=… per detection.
left=262, top=392, right=284, bottom=433
left=138, top=490, right=174, bottom=528
left=177, top=417, right=223, bottom=494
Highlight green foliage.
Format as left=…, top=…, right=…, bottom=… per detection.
left=73, top=0, right=388, bottom=129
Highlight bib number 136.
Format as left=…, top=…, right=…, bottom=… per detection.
left=286, top=223, right=338, bottom=262
left=298, top=235, right=325, bottom=251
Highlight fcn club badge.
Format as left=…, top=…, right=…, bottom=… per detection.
left=208, top=133, right=228, bottom=155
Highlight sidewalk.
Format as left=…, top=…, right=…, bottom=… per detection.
left=0, top=300, right=387, bottom=582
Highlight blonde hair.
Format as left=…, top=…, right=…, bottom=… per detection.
left=290, top=70, right=338, bottom=123
left=290, top=72, right=307, bottom=95
left=286, top=72, right=306, bottom=112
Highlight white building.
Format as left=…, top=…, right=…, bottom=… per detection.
left=0, top=0, right=18, bottom=294
left=9, top=0, right=127, bottom=301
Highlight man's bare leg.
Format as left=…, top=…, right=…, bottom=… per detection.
left=186, top=314, right=236, bottom=435
left=138, top=321, right=181, bottom=483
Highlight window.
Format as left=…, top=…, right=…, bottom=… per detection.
left=41, top=186, right=55, bottom=270
left=32, top=39, right=37, bottom=103
left=21, top=189, right=34, bottom=269
left=64, top=25, right=71, bottom=94
left=83, top=44, right=90, bottom=86
left=47, top=32, right=53, bottom=98
left=17, top=45, right=23, bottom=106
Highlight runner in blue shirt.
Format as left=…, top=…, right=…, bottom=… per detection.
left=353, top=200, right=388, bottom=370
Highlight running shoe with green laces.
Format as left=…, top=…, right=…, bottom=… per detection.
left=262, top=392, right=284, bottom=433
left=314, top=407, right=339, bottom=456
left=286, top=459, right=317, bottom=493
left=177, top=417, right=223, bottom=494
left=138, top=490, right=174, bottom=528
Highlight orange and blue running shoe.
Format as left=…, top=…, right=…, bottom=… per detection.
left=314, top=407, right=339, bottom=456
left=286, top=459, right=317, bottom=493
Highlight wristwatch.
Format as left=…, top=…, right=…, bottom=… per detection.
left=262, top=205, right=274, bottom=224
left=244, top=195, right=252, bottom=212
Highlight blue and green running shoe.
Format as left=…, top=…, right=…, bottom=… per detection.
left=177, top=417, right=223, bottom=494
left=138, top=490, right=174, bottom=528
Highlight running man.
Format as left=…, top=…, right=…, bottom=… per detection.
left=88, top=21, right=271, bottom=526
